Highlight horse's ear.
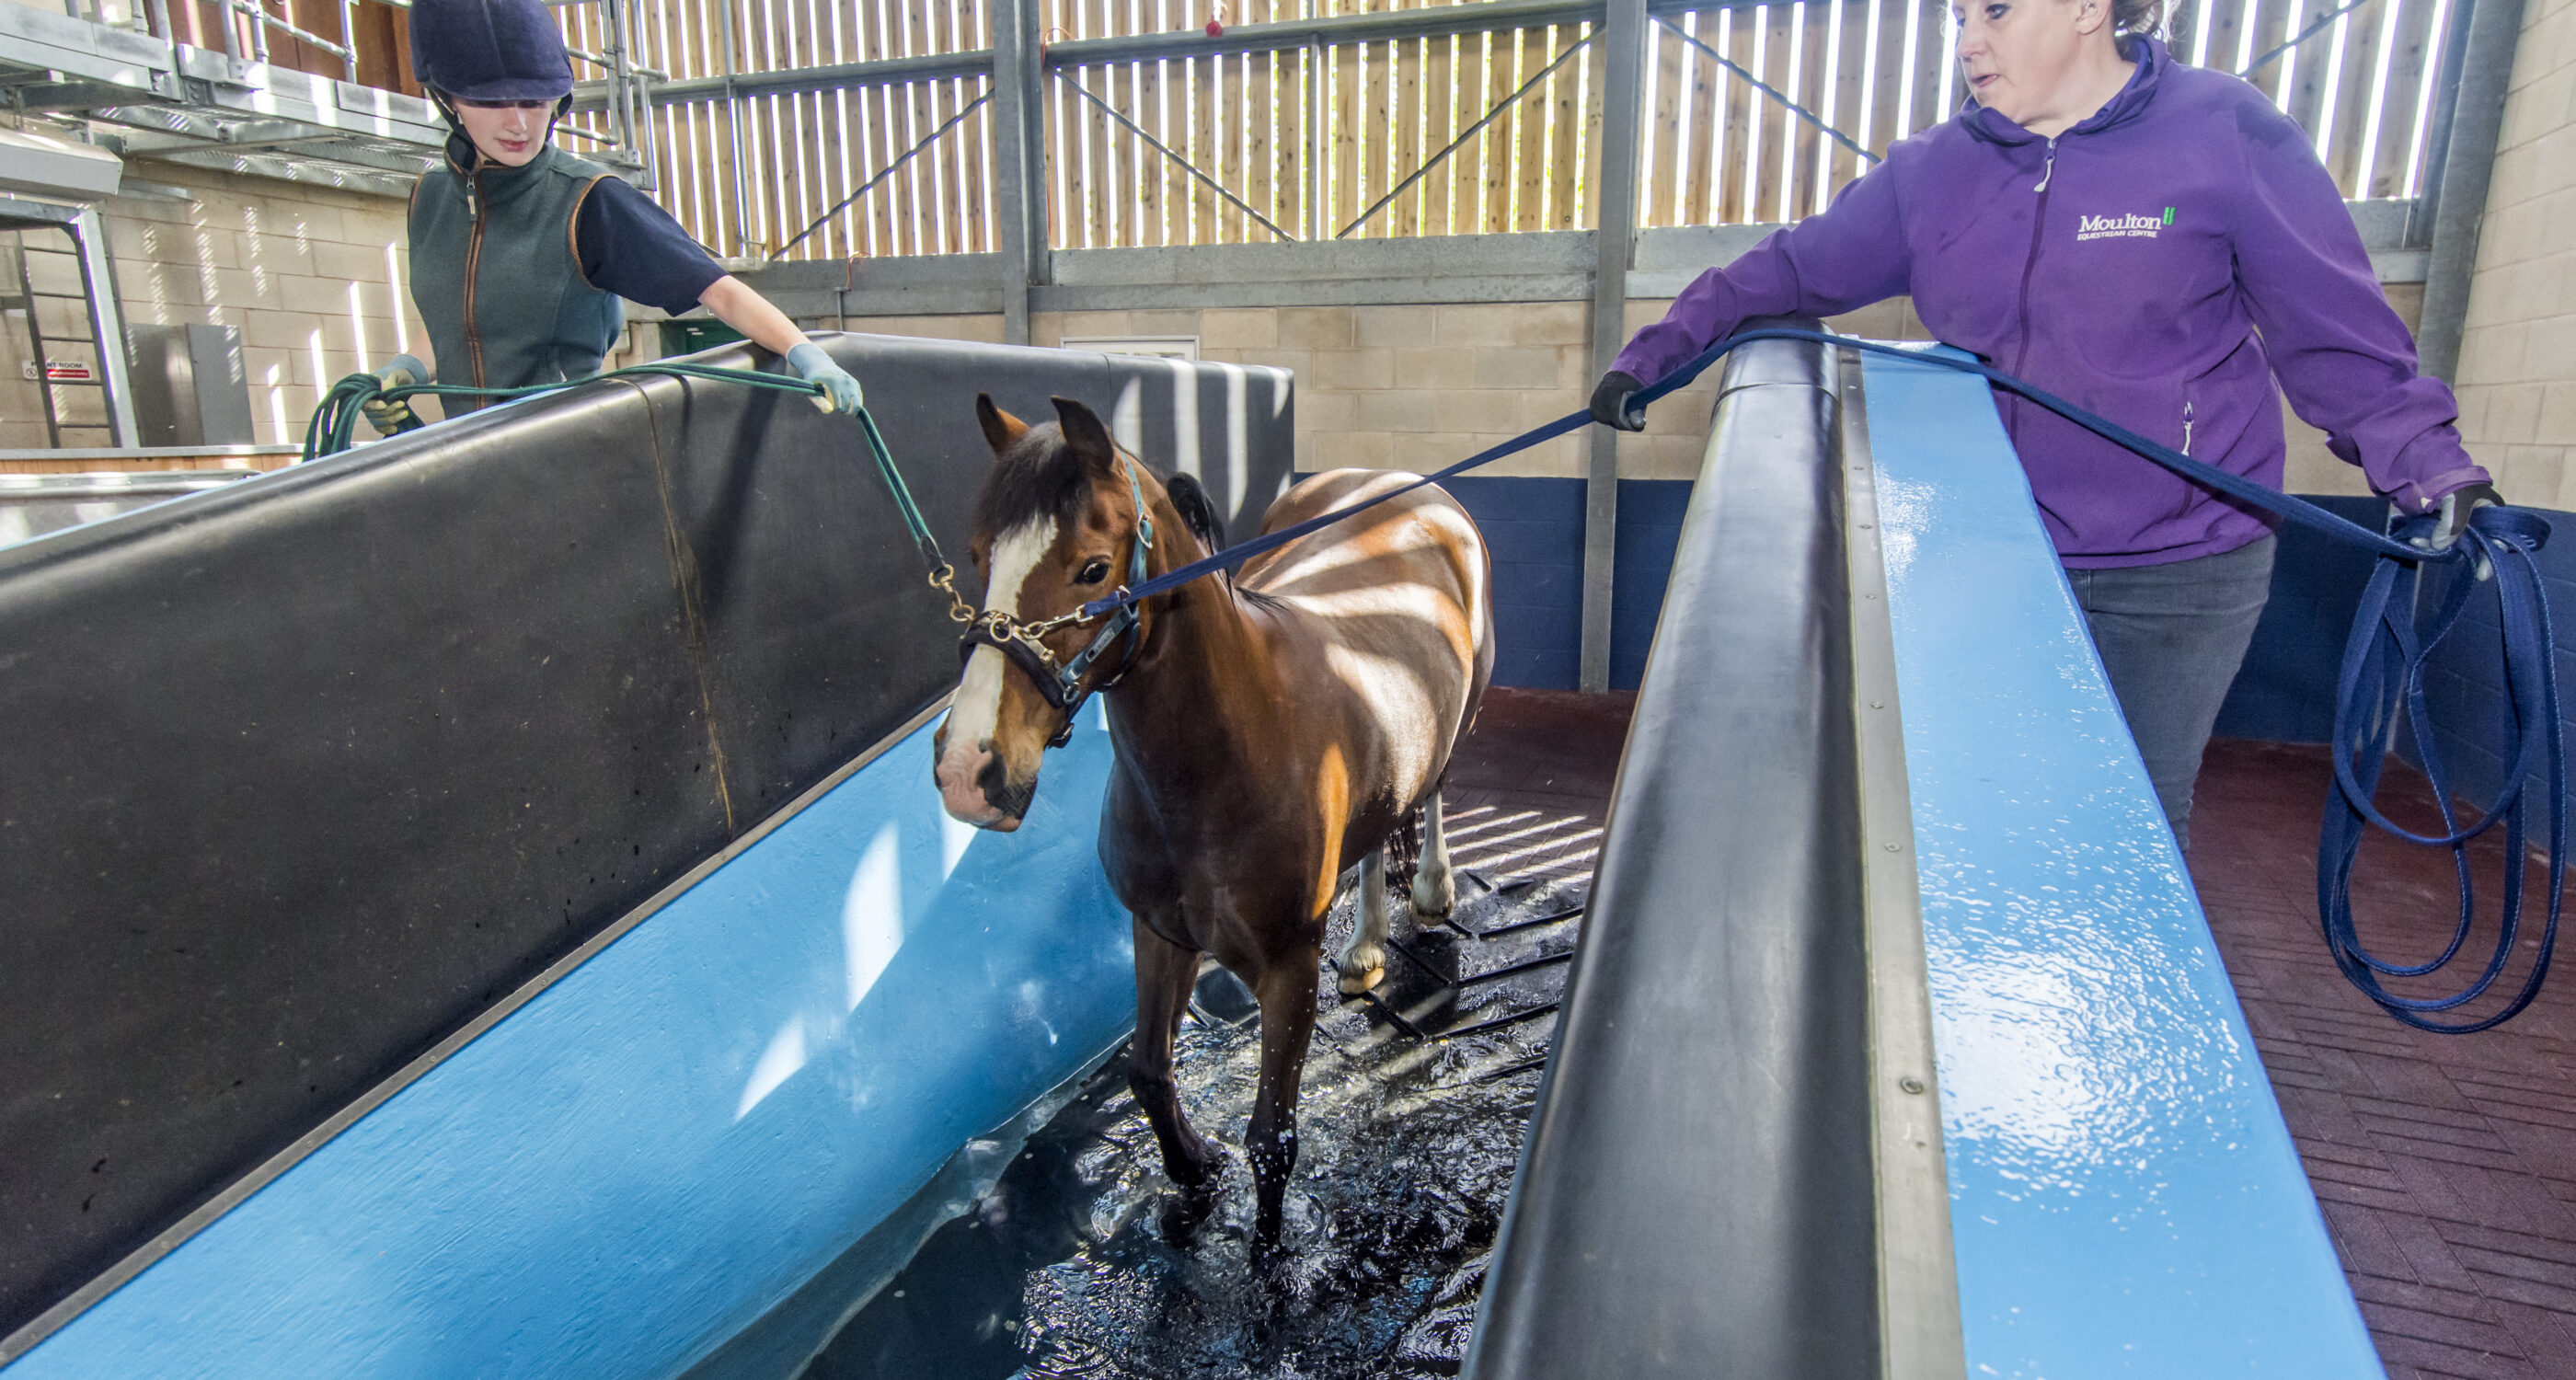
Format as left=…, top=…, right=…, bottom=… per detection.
left=975, top=394, right=1029, bottom=454
left=1050, top=396, right=1119, bottom=478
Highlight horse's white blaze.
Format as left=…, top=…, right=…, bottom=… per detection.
left=943, top=516, right=1057, bottom=762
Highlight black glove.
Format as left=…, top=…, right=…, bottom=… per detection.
left=1590, top=371, right=1646, bottom=432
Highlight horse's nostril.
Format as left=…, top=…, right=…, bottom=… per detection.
left=976, top=753, right=1036, bottom=820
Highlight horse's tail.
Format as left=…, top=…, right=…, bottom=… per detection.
left=1163, top=471, right=1225, bottom=552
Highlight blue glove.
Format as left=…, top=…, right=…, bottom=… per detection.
left=786, top=342, right=865, bottom=415
left=362, top=353, right=427, bottom=436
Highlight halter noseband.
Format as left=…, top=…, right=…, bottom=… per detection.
left=956, top=459, right=1155, bottom=748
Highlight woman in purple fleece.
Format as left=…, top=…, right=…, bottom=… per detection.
left=1593, top=0, right=2500, bottom=848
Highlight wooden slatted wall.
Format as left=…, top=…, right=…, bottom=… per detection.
left=554, top=0, right=2460, bottom=259
left=557, top=0, right=995, bottom=260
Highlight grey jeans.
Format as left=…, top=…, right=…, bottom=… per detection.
left=2064, top=535, right=2277, bottom=851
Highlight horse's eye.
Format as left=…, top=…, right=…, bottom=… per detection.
left=1075, top=558, right=1112, bottom=586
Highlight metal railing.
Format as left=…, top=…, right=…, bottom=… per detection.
left=215, top=0, right=360, bottom=78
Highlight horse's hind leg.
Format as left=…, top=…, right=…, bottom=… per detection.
left=1410, top=789, right=1457, bottom=917
left=1336, top=848, right=1391, bottom=995
left=1248, top=951, right=1323, bottom=1247
left=1129, top=915, right=1218, bottom=1191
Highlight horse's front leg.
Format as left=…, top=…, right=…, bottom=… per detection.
left=1336, top=847, right=1391, bottom=995
left=1129, top=914, right=1218, bottom=1191
left=1247, top=948, right=1322, bottom=1247
left=1410, top=788, right=1456, bottom=917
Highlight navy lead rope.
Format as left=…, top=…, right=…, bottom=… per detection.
left=1073, top=326, right=2559, bottom=1031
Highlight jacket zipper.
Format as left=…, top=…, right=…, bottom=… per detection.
left=2181, top=401, right=2195, bottom=456
left=2008, top=137, right=2059, bottom=385
left=464, top=166, right=488, bottom=389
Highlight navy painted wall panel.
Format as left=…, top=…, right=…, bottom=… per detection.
left=2214, top=496, right=2576, bottom=822
left=1609, top=480, right=1694, bottom=690
left=1432, top=476, right=1693, bottom=693
left=2410, top=513, right=2576, bottom=811
left=2214, top=496, right=2391, bottom=744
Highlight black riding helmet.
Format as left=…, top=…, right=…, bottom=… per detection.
left=408, top=0, right=578, bottom=172
left=409, top=0, right=575, bottom=103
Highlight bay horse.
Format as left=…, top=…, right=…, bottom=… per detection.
left=932, top=394, right=1493, bottom=1243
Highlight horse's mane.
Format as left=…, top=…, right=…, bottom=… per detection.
left=1162, top=472, right=1223, bottom=551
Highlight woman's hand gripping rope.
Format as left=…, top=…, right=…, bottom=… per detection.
left=787, top=343, right=866, bottom=415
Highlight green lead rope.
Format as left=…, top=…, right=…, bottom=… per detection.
left=300, top=361, right=832, bottom=464
left=302, top=358, right=967, bottom=609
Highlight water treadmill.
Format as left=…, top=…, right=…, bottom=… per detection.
left=0, top=331, right=2377, bottom=1378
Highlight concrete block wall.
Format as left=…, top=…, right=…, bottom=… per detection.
left=817, top=298, right=1941, bottom=482
left=819, top=294, right=2419, bottom=497
left=2450, top=0, right=2576, bottom=507
left=67, top=161, right=427, bottom=449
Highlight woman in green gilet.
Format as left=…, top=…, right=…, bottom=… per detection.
left=368, top=0, right=863, bottom=433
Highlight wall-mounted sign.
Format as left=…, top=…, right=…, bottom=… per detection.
left=23, top=361, right=94, bottom=382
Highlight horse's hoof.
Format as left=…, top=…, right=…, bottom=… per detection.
left=1337, top=965, right=1384, bottom=995
left=1409, top=880, right=1455, bottom=919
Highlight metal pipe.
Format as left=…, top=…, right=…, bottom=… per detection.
left=67, top=205, right=142, bottom=448
left=2416, top=0, right=2527, bottom=383
left=220, top=0, right=355, bottom=63
left=566, top=45, right=668, bottom=80
left=1581, top=0, right=1647, bottom=693
left=337, top=0, right=354, bottom=79
left=602, top=0, right=632, bottom=164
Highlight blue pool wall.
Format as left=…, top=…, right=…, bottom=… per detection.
left=5, top=709, right=1135, bottom=1380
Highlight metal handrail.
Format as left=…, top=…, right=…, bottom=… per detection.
left=219, top=0, right=356, bottom=76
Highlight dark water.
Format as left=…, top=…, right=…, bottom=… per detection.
left=801, top=871, right=1587, bottom=1380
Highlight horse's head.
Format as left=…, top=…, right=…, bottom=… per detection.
left=933, top=394, right=1158, bottom=832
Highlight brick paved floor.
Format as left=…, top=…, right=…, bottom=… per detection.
left=2192, top=738, right=2576, bottom=1379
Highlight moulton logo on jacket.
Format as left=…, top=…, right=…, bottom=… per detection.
left=2077, top=207, right=2177, bottom=241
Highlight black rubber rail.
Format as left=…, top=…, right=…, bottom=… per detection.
left=1466, top=327, right=1898, bottom=1377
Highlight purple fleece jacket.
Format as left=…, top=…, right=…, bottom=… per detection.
left=1614, top=39, right=2488, bottom=568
